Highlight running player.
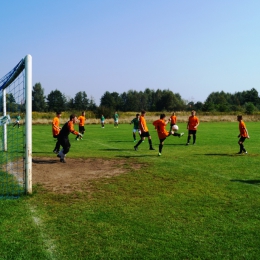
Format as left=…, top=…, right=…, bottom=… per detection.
left=134, top=110, right=155, bottom=151
left=76, top=111, right=86, bottom=140
left=52, top=111, right=62, bottom=153
left=114, top=111, right=119, bottom=128
left=13, top=114, right=21, bottom=128
left=153, top=113, right=175, bottom=156
left=130, top=113, right=140, bottom=142
left=169, top=112, right=184, bottom=138
left=57, top=114, right=82, bottom=163
left=237, top=115, right=250, bottom=154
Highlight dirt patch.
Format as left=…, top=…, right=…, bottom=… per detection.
left=32, top=157, right=142, bottom=194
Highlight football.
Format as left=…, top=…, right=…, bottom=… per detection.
left=172, top=125, right=179, bottom=131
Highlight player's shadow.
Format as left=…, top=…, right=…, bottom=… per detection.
left=32, top=158, right=58, bottom=164
left=108, top=140, right=135, bottom=143
left=99, top=148, right=130, bottom=151
left=204, top=153, right=235, bottom=156
left=230, top=179, right=260, bottom=185
left=166, top=143, right=187, bottom=146
left=116, top=155, right=154, bottom=158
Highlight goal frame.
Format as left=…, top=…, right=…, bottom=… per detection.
left=1, top=54, right=32, bottom=194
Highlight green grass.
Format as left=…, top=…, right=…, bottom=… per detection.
left=1, top=122, right=260, bottom=259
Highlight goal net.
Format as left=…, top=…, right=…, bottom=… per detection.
left=0, top=55, right=32, bottom=198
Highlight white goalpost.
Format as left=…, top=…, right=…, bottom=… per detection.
left=0, top=54, right=32, bottom=196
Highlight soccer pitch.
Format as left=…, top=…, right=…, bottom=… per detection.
left=1, top=121, right=260, bottom=259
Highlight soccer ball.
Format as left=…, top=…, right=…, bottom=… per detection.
left=172, top=125, right=179, bottom=131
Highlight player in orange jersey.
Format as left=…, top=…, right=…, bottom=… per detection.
left=57, top=114, right=82, bottom=163
left=169, top=112, right=184, bottom=138
left=76, top=111, right=86, bottom=140
left=52, top=111, right=62, bottom=153
left=186, top=110, right=199, bottom=145
left=237, top=115, right=250, bottom=154
left=134, top=110, right=155, bottom=151
left=153, top=114, right=176, bottom=156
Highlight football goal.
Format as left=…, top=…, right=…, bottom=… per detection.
left=0, top=55, right=32, bottom=197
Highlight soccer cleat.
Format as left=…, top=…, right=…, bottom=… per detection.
left=134, top=146, right=138, bottom=151
left=53, top=149, right=57, bottom=154
left=158, top=153, right=161, bottom=156
left=179, top=133, right=184, bottom=138
left=244, top=151, right=248, bottom=154
left=60, top=158, right=66, bottom=163
left=149, top=147, right=155, bottom=150
left=186, top=143, right=189, bottom=145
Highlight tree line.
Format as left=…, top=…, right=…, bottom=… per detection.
left=1, top=82, right=260, bottom=117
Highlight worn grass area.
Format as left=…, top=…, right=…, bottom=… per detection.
left=1, top=121, right=260, bottom=259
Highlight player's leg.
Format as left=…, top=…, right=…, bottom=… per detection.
left=133, top=129, right=136, bottom=141
left=134, top=133, right=145, bottom=150
left=148, top=133, right=155, bottom=150
left=158, top=138, right=166, bottom=156
left=186, top=130, right=191, bottom=145
left=193, top=130, right=197, bottom=144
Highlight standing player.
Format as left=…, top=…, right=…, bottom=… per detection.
left=114, top=111, right=119, bottom=128
left=101, top=114, right=105, bottom=128
left=237, top=115, right=250, bottom=154
left=130, top=113, right=140, bottom=142
left=186, top=110, right=199, bottom=145
left=153, top=114, right=176, bottom=156
left=169, top=112, right=184, bottom=138
left=13, top=114, right=21, bottom=128
left=134, top=110, right=155, bottom=151
left=52, top=111, right=62, bottom=153
left=76, top=111, right=86, bottom=140
left=57, top=114, right=82, bottom=163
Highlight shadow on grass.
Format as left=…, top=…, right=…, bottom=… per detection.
left=116, top=154, right=156, bottom=158
left=99, top=149, right=130, bottom=151
left=204, top=153, right=236, bottom=156
left=32, top=158, right=58, bottom=164
left=230, top=179, right=260, bottom=185
left=107, top=140, right=136, bottom=143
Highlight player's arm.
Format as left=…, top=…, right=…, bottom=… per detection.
left=194, top=119, right=199, bottom=129
left=68, top=122, right=80, bottom=136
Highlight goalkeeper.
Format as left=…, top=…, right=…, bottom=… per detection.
left=57, top=114, right=82, bottom=163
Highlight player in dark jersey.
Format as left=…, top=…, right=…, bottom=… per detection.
left=130, top=113, right=140, bottom=142
left=57, top=114, right=82, bottom=163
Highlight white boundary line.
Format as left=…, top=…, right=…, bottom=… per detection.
left=28, top=205, right=56, bottom=259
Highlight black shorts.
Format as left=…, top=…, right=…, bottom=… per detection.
left=239, top=136, right=246, bottom=143
left=141, top=131, right=150, bottom=138
left=79, top=126, right=85, bottom=132
left=188, top=130, right=197, bottom=135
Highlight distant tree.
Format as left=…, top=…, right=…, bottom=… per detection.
left=88, top=96, right=97, bottom=111
left=74, top=91, right=89, bottom=110
left=32, top=83, right=46, bottom=111
left=47, top=89, right=67, bottom=112
left=245, top=102, right=256, bottom=115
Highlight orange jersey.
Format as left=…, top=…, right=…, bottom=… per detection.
left=188, top=116, right=199, bottom=130
left=239, top=120, right=248, bottom=137
left=153, top=119, right=169, bottom=139
left=59, top=120, right=79, bottom=138
left=78, top=115, right=86, bottom=126
left=139, top=115, right=148, bottom=133
left=52, top=116, right=60, bottom=136
left=170, top=115, right=177, bottom=124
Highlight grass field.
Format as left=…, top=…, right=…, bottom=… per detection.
left=1, top=121, right=260, bottom=259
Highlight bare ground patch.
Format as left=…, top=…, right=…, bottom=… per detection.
left=32, top=157, right=143, bottom=194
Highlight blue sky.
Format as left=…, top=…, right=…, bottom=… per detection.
left=1, top=0, right=260, bottom=105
